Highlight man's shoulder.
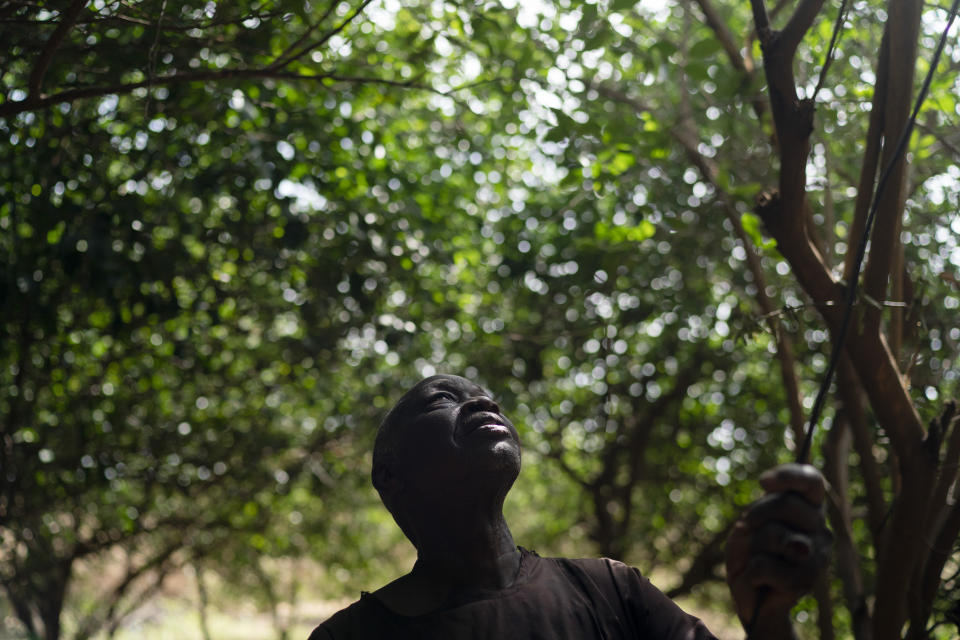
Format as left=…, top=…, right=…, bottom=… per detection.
left=552, top=554, right=633, bottom=571
left=545, top=553, right=719, bottom=640
left=307, top=595, right=389, bottom=640
left=545, top=553, right=642, bottom=589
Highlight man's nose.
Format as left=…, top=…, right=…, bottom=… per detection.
left=463, top=395, right=500, bottom=413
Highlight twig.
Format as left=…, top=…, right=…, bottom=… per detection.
left=860, top=0, right=925, bottom=329
left=267, top=0, right=340, bottom=71
left=781, top=0, right=827, bottom=56
left=842, top=27, right=888, bottom=281
left=811, top=0, right=850, bottom=100
left=27, top=0, right=89, bottom=97
left=749, top=0, right=772, bottom=42
left=0, top=68, right=450, bottom=118
left=144, top=0, right=167, bottom=117
left=270, top=0, right=376, bottom=71
left=690, top=0, right=747, bottom=72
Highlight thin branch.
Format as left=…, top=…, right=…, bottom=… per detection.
left=676, top=125, right=807, bottom=440
left=267, top=0, right=340, bottom=71
left=542, top=433, right=591, bottom=490
left=144, top=0, right=167, bottom=118
left=822, top=146, right=836, bottom=262
left=669, top=36, right=806, bottom=445
left=687, top=0, right=770, bottom=123
left=0, top=580, right=39, bottom=637
left=889, top=164, right=909, bottom=359
left=915, top=483, right=960, bottom=636
left=270, top=0, right=376, bottom=71
left=915, top=121, right=960, bottom=159
left=27, top=0, right=89, bottom=97
left=814, top=571, right=837, bottom=640
left=822, top=413, right=872, bottom=640
left=744, top=0, right=794, bottom=46
left=861, top=0, right=923, bottom=331
left=811, top=0, right=850, bottom=100
left=690, top=0, right=747, bottom=72
left=781, top=0, right=827, bottom=56
left=105, top=564, right=175, bottom=637
left=0, top=68, right=443, bottom=118
left=836, top=359, right=886, bottom=541
left=195, top=560, right=214, bottom=640
left=925, top=403, right=960, bottom=546
left=664, top=520, right=734, bottom=598
left=749, top=0, right=772, bottom=42
left=843, top=27, right=888, bottom=281
left=50, top=7, right=287, bottom=31
left=73, top=540, right=181, bottom=639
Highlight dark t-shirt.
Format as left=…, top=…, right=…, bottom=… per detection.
left=308, top=549, right=718, bottom=639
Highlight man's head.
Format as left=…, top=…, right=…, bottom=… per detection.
left=371, top=375, right=521, bottom=543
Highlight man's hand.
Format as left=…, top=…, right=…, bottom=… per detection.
left=726, top=463, right=832, bottom=638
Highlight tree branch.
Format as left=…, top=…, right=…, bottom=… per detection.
left=105, top=562, right=176, bottom=638
left=673, top=122, right=806, bottom=441
left=689, top=0, right=746, bottom=72
left=902, top=404, right=960, bottom=636
left=916, top=477, right=960, bottom=637
left=195, top=560, right=214, bottom=640
left=748, top=0, right=941, bottom=635
left=874, top=457, right=937, bottom=640
left=542, top=435, right=591, bottom=490
left=836, top=358, right=886, bottom=541
left=811, top=0, right=850, bottom=100
left=822, top=410, right=872, bottom=640
left=687, top=0, right=770, bottom=123
left=861, top=0, right=923, bottom=331
left=926, top=403, right=960, bottom=536
left=915, top=121, right=960, bottom=160
left=750, top=31, right=926, bottom=463
left=814, top=571, right=837, bottom=640
left=267, top=0, right=340, bottom=71
left=27, top=0, right=89, bottom=98
left=270, top=0, right=376, bottom=71
left=780, top=0, right=826, bottom=56
left=664, top=520, right=734, bottom=598
left=0, top=68, right=440, bottom=119
left=749, top=0, right=772, bottom=42
left=0, top=580, right=39, bottom=638
left=843, top=27, right=889, bottom=282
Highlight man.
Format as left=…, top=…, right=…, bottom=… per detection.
left=309, top=374, right=830, bottom=639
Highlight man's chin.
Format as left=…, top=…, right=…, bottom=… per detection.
left=477, top=445, right=521, bottom=481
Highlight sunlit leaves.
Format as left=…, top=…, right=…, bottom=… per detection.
left=3, top=0, right=960, bottom=636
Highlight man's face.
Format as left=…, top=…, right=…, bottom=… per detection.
left=385, top=374, right=521, bottom=494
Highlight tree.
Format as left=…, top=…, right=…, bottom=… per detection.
left=3, top=1, right=959, bottom=639
left=0, top=1, right=457, bottom=637
left=503, top=0, right=960, bottom=637
left=745, top=1, right=960, bottom=637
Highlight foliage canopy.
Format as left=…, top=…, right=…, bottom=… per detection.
left=2, top=0, right=959, bottom=639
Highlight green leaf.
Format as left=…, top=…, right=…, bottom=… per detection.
left=740, top=212, right=777, bottom=251
left=689, top=38, right=723, bottom=59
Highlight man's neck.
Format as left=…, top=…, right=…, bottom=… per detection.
left=373, top=509, right=520, bottom=616
left=412, top=514, right=519, bottom=589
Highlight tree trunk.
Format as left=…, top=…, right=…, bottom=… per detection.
left=196, top=562, right=214, bottom=640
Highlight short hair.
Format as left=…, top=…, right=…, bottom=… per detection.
left=371, top=405, right=400, bottom=494
left=370, top=396, right=419, bottom=543
left=370, top=378, right=430, bottom=492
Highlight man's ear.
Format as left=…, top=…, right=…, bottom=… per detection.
left=372, top=462, right=402, bottom=499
